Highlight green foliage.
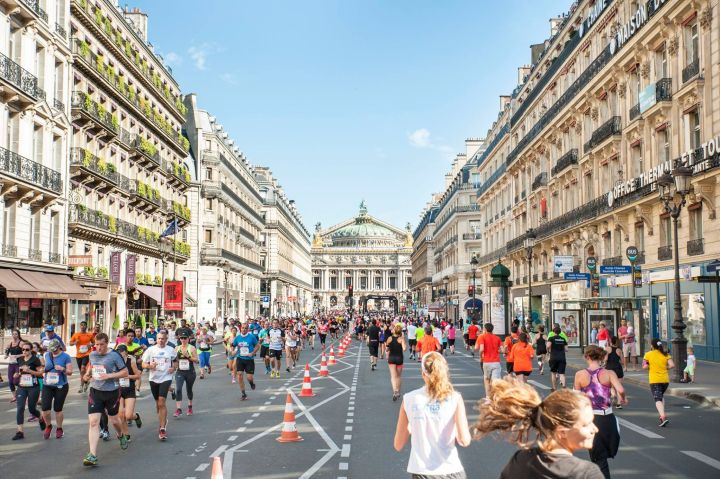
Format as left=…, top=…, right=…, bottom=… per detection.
left=154, top=275, right=162, bottom=285
left=79, top=40, right=90, bottom=57
left=98, top=266, right=109, bottom=279
left=111, top=114, right=119, bottom=131
left=85, top=266, right=96, bottom=276
left=97, top=158, right=107, bottom=173
left=83, top=149, right=92, bottom=167
left=109, top=216, right=117, bottom=233
left=94, top=7, right=103, bottom=26
left=107, top=163, right=117, bottom=173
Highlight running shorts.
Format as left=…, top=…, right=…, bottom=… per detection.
left=75, top=356, right=90, bottom=369
left=41, top=384, right=69, bottom=412
left=236, top=358, right=255, bottom=375
left=467, top=338, right=477, bottom=347
left=549, top=358, right=567, bottom=374
left=650, top=382, right=669, bottom=402
left=120, top=386, right=137, bottom=400
left=408, top=339, right=417, bottom=348
left=260, top=345, right=269, bottom=358
left=149, top=380, right=172, bottom=401
left=88, top=388, right=121, bottom=416
left=269, top=349, right=282, bottom=359
left=368, top=342, right=379, bottom=358
left=482, top=362, right=502, bottom=381
left=590, top=413, right=620, bottom=461
left=448, top=339, right=455, bottom=346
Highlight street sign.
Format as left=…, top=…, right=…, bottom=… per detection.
left=697, top=275, right=720, bottom=283
left=706, top=259, right=720, bottom=273
left=591, top=273, right=600, bottom=297
left=553, top=256, right=574, bottom=273
left=261, top=295, right=270, bottom=303
left=626, top=246, right=638, bottom=262
left=586, top=256, right=597, bottom=271
left=599, top=265, right=632, bottom=274
left=633, top=265, right=642, bottom=288
left=564, top=272, right=591, bottom=281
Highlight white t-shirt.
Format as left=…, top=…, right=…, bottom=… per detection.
left=402, top=387, right=464, bottom=475
left=407, top=324, right=417, bottom=339
left=142, top=345, right=177, bottom=383
left=268, top=328, right=283, bottom=350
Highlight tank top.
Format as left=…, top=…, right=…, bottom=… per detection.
left=403, top=387, right=464, bottom=475
left=176, top=345, right=196, bottom=373
left=124, top=357, right=136, bottom=390
left=580, top=368, right=612, bottom=411
left=387, top=335, right=404, bottom=364
left=534, top=334, right=547, bottom=354
left=605, top=348, right=622, bottom=373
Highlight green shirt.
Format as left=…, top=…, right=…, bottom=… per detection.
left=547, top=331, right=569, bottom=342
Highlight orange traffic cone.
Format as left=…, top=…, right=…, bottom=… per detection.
left=337, top=344, right=345, bottom=358
left=211, top=455, right=223, bottom=479
left=277, top=393, right=303, bottom=442
left=299, top=363, right=315, bottom=397
left=318, top=354, right=329, bottom=377
left=328, top=346, right=336, bottom=365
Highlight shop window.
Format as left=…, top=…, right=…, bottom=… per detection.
left=681, top=293, right=705, bottom=346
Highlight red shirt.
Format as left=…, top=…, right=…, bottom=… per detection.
left=468, top=324, right=479, bottom=340
left=476, top=333, right=502, bottom=362
left=597, top=328, right=609, bottom=341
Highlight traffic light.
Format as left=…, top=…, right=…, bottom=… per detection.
left=348, top=284, right=353, bottom=297
left=468, top=285, right=475, bottom=296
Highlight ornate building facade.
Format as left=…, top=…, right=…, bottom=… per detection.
left=312, top=203, right=412, bottom=313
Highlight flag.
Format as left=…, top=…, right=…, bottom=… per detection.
left=160, top=219, right=179, bottom=238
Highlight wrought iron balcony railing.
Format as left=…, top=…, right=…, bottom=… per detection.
left=687, top=238, right=704, bottom=256
left=584, top=116, right=621, bottom=154
left=0, top=145, right=62, bottom=193
left=21, top=0, right=48, bottom=22
left=71, top=91, right=118, bottom=134
left=682, top=58, right=700, bottom=84
left=0, top=51, right=39, bottom=99
left=551, top=149, right=578, bottom=176
left=602, top=256, right=623, bottom=266
left=658, top=245, right=672, bottom=261
left=531, top=172, right=547, bottom=191
left=70, top=148, right=119, bottom=186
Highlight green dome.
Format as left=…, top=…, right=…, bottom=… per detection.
left=332, top=221, right=395, bottom=238
left=490, top=261, right=511, bottom=279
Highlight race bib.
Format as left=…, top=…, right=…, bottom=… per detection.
left=179, top=359, right=190, bottom=370
left=19, top=374, right=33, bottom=387
left=45, top=372, right=60, bottom=386
left=200, top=342, right=208, bottom=349
left=155, top=357, right=169, bottom=371
left=92, top=365, right=107, bottom=379
left=148, top=338, right=156, bottom=345
left=119, top=378, right=130, bottom=388
left=239, top=347, right=250, bottom=356
left=79, top=345, right=89, bottom=353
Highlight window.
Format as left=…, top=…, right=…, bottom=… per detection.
left=681, top=293, right=705, bottom=346
left=657, top=128, right=670, bottom=165
left=330, top=276, right=338, bottom=290
left=603, top=233, right=611, bottom=258
left=50, top=211, right=60, bottom=255
left=631, top=143, right=643, bottom=177
left=204, top=168, right=213, bottom=180
left=689, top=204, right=703, bottom=240
left=635, top=222, right=645, bottom=253
left=389, top=277, right=397, bottom=290
left=30, top=211, right=41, bottom=251
left=344, top=276, right=352, bottom=288
left=33, top=126, right=43, bottom=164
left=360, top=276, right=368, bottom=290
left=204, top=229, right=213, bottom=243
left=655, top=46, right=668, bottom=79
left=313, top=276, right=320, bottom=289
left=584, top=173, right=594, bottom=202
left=685, top=21, right=699, bottom=64
left=375, top=277, right=382, bottom=290
left=660, top=216, right=671, bottom=246
left=687, top=110, right=701, bottom=150
left=205, top=198, right=213, bottom=210
left=3, top=203, right=16, bottom=247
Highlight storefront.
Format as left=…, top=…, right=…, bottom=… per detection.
left=67, top=279, right=110, bottom=338
left=511, top=283, right=553, bottom=331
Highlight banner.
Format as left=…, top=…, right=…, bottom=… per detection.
left=126, top=255, right=136, bottom=288
left=163, top=280, right=184, bottom=311
left=68, top=255, right=93, bottom=268
left=18, top=299, right=30, bottom=311
left=490, top=286, right=506, bottom=336
left=553, top=256, right=574, bottom=273
left=110, top=252, right=121, bottom=285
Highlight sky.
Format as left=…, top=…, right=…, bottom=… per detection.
left=132, top=0, right=569, bottom=231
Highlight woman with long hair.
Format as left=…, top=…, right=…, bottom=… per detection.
left=386, top=323, right=407, bottom=401
left=603, top=336, right=626, bottom=409
left=12, top=341, right=45, bottom=439
left=511, top=332, right=535, bottom=383
left=394, top=352, right=471, bottom=478
left=115, top=344, right=142, bottom=444
left=643, top=339, right=674, bottom=427
left=4, top=328, right=24, bottom=402
left=474, top=379, right=604, bottom=478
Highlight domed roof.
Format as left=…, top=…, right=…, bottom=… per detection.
left=332, top=221, right=396, bottom=239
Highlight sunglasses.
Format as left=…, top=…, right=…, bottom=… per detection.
left=179, top=337, right=189, bottom=340
left=22, top=348, right=31, bottom=352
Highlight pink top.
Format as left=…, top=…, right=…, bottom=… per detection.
left=447, top=326, right=456, bottom=340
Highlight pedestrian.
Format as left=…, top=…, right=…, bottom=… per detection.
left=597, top=322, right=609, bottom=348
left=603, top=336, right=625, bottom=408
left=547, top=325, right=568, bottom=391
left=115, top=344, right=142, bottom=443
left=534, top=325, right=547, bottom=375
left=511, top=333, right=534, bottom=383
left=682, top=347, right=696, bottom=383
left=623, top=326, right=638, bottom=371
left=386, top=323, right=406, bottom=401
left=574, top=345, right=626, bottom=479
left=141, top=331, right=178, bottom=440
left=473, top=379, right=604, bottom=478
left=643, top=339, right=674, bottom=427
left=394, top=352, right=471, bottom=478
left=12, top=341, right=45, bottom=440
left=590, top=322, right=598, bottom=345
left=41, top=339, right=73, bottom=439
left=174, top=333, right=199, bottom=415
left=367, top=320, right=381, bottom=371
left=4, top=328, right=24, bottom=403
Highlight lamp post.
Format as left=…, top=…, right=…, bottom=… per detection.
left=657, top=166, right=693, bottom=383
left=470, top=254, right=478, bottom=325
left=443, top=276, right=449, bottom=322
left=524, top=228, right=536, bottom=326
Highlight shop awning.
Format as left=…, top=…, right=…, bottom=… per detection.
left=0, top=269, right=38, bottom=298
left=464, top=298, right=483, bottom=310
left=137, top=285, right=162, bottom=303
left=185, top=294, right=197, bottom=306
left=7, top=270, right=89, bottom=299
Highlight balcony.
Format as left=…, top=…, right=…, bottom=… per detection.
left=532, top=172, right=548, bottom=191
left=170, top=200, right=191, bottom=224
left=52, top=98, right=65, bottom=114
left=201, top=180, right=221, bottom=198
left=129, top=136, right=161, bottom=169
left=658, top=245, right=672, bottom=261
left=542, top=272, right=549, bottom=281
left=130, top=180, right=161, bottom=211
left=0, top=51, right=39, bottom=102
left=682, top=58, right=700, bottom=84
left=14, top=0, right=48, bottom=23
left=69, top=148, right=118, bottom=192
left=0, top=145, right=62, bottom=196
left=116, top=173, right=136, bottom=197
left=70, top=91, right=118, bottom=137
left=200, top=246, right=263, bottom=273
left=68, top=205, right=111, bottom=233
left=162, top=159, right=191, bottom=189
left=532, top=273, right=538, bottom=282
left=634, top=251, right=646, bottom=265
left=602, top=256, right=623, bottom=266
left=462, top=232, right=482, bottom=241
left=584, top=116, right=621, bottom=154
left=0, top=244, right=63, bottom=264
left=551, top=149, right=579, bottom=176
left=687, top=238, right=704, bottom=256
left=629, top=103, right=641, bottom=122
left=55, top=22, right=67, bottom=39
left=629, top=78, right=672, bottom=121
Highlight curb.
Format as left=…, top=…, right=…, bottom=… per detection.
left=567, top=361, right=720, bottom=410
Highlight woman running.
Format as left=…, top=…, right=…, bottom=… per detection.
left=379, top=324, right=387, bottom=360
left=318, top=320, right=329, bottom=348
left=285, top=327, right=299, bottom=372
left=12, top=341, right=45, bottom=439
left=394, top=352, right=471, bottom=478
left=174, top=334, right=198, bottom=417
left=225, top=327, right=238, bottom=383
left=447, top=323, right=456, bottom=355
left=574, top=345, right=626, bottom=479
left=40, top=339, right=73, bottom=439
left=604, top=336, right=625, bottom=409
left=116, top=344, right=142, bottom=443
left=4, top=329, right=23, bottom=402
left=474, top=379, right=604, bottom=478
left=386, top=323, right=407, bottom=401
left=643, top=339, right=674, bottom=427
left=511, top=333, right=534, bottom=383
left=534, top=325, right=547, bottom=375
left=197, top=327, right=213, bottom=379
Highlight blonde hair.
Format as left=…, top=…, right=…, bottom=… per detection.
left=473, top=378, right=590, bottom=450
left=393, top=323, right=403, bottom=336
left=421, top=352, right=454, bottom=401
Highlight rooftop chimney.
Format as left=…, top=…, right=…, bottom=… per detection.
left=517, top=65, right=531, bottom=85
left=124, top=7, right=148, bottom=42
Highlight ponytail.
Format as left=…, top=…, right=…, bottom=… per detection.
left=651, top=338, right=668, bottom=356
left=421, top=352, right=454, bottom=401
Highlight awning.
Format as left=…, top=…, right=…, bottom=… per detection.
left=137, top=285, right=162, bottom=303
left=428, top=301, right=444, bottom=312
left=185, top=294, right=197, bottom=306
left=7, top=269, right=89, bottom=299
left=0, top=269, right=38, bottom=298
left=464, top=298, right=483, bottom=310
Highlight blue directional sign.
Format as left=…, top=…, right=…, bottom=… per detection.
left=706, top=259, right=720, bottom=273
left=564, top=272, right=591, bottom=281
left=261, top=295, right=270, bottom=303
left=599, top=265, right=632, bottom=275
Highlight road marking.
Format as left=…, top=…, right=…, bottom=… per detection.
left=258, top=406, right=267, bottom=411
left=228, top=435, right=237, bottom=441
left=346, top=419, right=354, bottom=423
left=339, top=463, right=349, bottom=470
left=263, top=401, right=271, bottom=405
left=345, top=426, right=352, bottom=431
left=344, top=435, right=352, bottom=440
left=527, top=380, right=550, bottom=390
left=348, top=406, right=355, bottom=410
left=251, top=412, right=260, bottom=417
left=236, top=427, right=246, bottom=433
left=681, top=451, right=720, bottom=470
left=341, top=444, right=351, bottom=457
left=618, top=418, right=664, bottom=439
left=195, top=464, right=209, bottom=472
left=269, top=396, right=276, bottom=400
left=244, top=419, right=253, bottom=425
left=209, top=445, right=228, bottom=458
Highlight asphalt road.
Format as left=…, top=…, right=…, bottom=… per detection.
left=1, top=336, right=719, bottom=479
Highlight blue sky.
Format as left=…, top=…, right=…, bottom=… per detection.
left=134, top=0, right=568, bottom=231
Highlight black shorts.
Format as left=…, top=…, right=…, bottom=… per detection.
left=515, top=370, right=531, bottom=376
left=506, top=362, right=514, bottom=374
left=236, top=358, right=255, bottom=375
left=467, top=338, right=477, bottom=347
left=319, top=334, right=327, bottom=343
left=408, top=339, right=417, bottom=348
left=120, top=387, right=136, bottom=400
left=549, top=358, right=567, bottom=374
left=269, top=349, right=282, bottom=359
left=368, top=342, right=379, bottom=358
left=463, top=333, right=469, bottom=341
left=650, top=382, right=669, bottom=402
left=88, top=388, right=121, bottom=416
left=76, top=356, right=90, bottom=368
left=41, top=384, right=69, bottom=412
left=448, top=339, right=456, bottom=346
left=260, top=345, right=270, bottom=358
left=590, top=413, right=620, bottom=462
left=149, top=380, right=173, bottom=401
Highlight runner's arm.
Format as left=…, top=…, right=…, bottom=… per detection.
left=393, top=401, right=410, bottom=451
left=606, top=370, right=627, bottom=404
left=454, top=395, right=472, bottom=447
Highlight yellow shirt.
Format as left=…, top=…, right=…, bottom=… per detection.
left=643, top=350, right=672, bottom=384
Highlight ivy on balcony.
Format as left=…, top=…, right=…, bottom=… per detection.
left=172, top=201, right=191, bottom=221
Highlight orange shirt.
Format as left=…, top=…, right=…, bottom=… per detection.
left=512, top=342, right=534, bottom=372
left=504, top=334, right=519, bottom=361
left=476, top=333, right=502, bottom=363
left=468, top=324, right=479, bottom=340
left=70, top=332, right=95, bottom=358
left=418, top=335, right=440, bottom=356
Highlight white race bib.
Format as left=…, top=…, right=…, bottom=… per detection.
left=19, top=374, right=33, bottom=387
left=79, top=345, right=89, bottom=353
left=200, top=342, right=208, bottom=349
left=92, top=365, right=106, bottom=380
left=148, top=338, right=156, bottom=345
left=119, top=377, right=130, bottom=387
left=155, top=357, right=169, bottom=371
left=239, top=347, right=250, bottom=356
left=179, top=359, right=190, bottom=370
left=45, top=372, right=60, bottom=386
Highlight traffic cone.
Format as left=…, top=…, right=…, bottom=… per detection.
left=337, top=344, right=345, bottom=358
left=328, top=346, right=336, bottom=365
left=318, top=354, right=329, bottom=377
left=211, top=456, right=223, bottom=479
left=299, top=363, right=315, bottom=397
left=277, top=393, right=303, bottom=442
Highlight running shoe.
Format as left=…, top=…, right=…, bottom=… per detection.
left=241, top=391, right=248, bottom=400
left=232, top=376, right=236, bottom=384
left=159, top=428, right=167, bottom=441
left=11, top=431, right=24, bottom=440
left=286, top=367, right=291, bottom=372
left=119, top=434, right=129, bottom=450
left=659, top=417, right=669, bottom=427
left=56, top=427, right=64, bottom=439
left=173, top=408, right=182, bottom=418
left=187, top=406, right=193, bottom=416
left=249, top=379, right=256, bottom=390
left=135, top=413, right=143, bottom=428
left=100, top=429, right=110, bottom=441
left=39, top=418, right=47, bottom=432
left=170, top=389, right=176, bottom=400
left=28, top=415, right=38, bottom=422
left=44, top=425, right=53, bottom=440
left=83, top=453, right=98, bottom=466
left=78, top=386, right=84, bottom=393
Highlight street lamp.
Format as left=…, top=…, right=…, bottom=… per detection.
left=470, top=254, right=478, bottom=325
left=443, top=276, right=449, bottom=322
left=524, top=228, right=536, bottom=326
left=657, top=165, right=692, bottom=383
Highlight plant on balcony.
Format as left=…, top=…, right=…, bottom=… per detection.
left=141, top=59, right=148, bottom=75
left=77, top=204, right=87, bottom=213
left=144, top=229, right=152, bottom=241
left=128, top=85, right=136, bottom=102
left=139, top=137, right=157, bottom=157
left=124, top=41, right=133, bottom=59
left=180, top=135, right=190, bottom=152
left=118, top=75, right=126, bottom=95
left=138, top=225, right=146, bottom=238
left=97, top=103, right=106, bottom=119
left=84, top=266, right=96, bottom=277
left=106, top=65, right=115, bottom=80
left=80, top=40, right=90, bottom=57
left=96, top=53, right=105, bottom=74
left=97, top=158, right=108, bottom=173
left=80, top=0, right=87, bottom=9
left=98, top=266, right=109, bottom=279
left=83, top=92, right=93, bottom=112
left=137, top=181, right=147, bottom=197
left=109, top=216, right=117, bottom=233
left=107, top=163, right=117, bottom=173
left=152, top=232, right=159, bottom=242
left=103, top=17, right=112, bottom=36
left=111, top=114, right=119, bottom=131
left=83, top=149, right=92, bottom=167
left=184, top=170, right=191, bottom=182
left=174, top=241, right=191, bottom=256
left=152, top=72, right=161, bottom=89
left=114, top=30, right=123, bottom=47
left=163, top=85, right=170, bottom=100
left=94, top=7, right=103, bottom=26
left=152, top=188, right=160, bottom=201
left=154, top=275, right=162, bottom=286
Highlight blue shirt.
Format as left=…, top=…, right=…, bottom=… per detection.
left=44, top=351, right=72, bottom=387
left=232, top=333, right=258, bottom=360
left=40, top=333, right=66, bottom=351
left=137, top=337, right=150, bottom=348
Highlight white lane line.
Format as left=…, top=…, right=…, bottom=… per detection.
left=617, top=418, right=664, bottom=439
left=269, top=396, right=276, bottom=400
left=341, top=444, right=351, bottom=458
left=681, top=451, right=720, bottom=470
left=345, top=426, right=352, bottom=431
left=347, top=412, right=354, bottom=417
left=291, top=390, right=341, bottom=479
left=264, top=401, right=271, bottom=405
left=528, top=380, right=551, bottom=390
left=236, top=427, right=246, bottom=433
left=251, top=412, right=260, bottom=418
left=346, top=419, right=354, bottom=423
left=259, top=406, right=267, bottom=411
left=348, top=406, right=355, bottom=411
left=209, top=445, right=228, bottom=458
left=244, top=419, right=253, bottom=425
left=195, top=463, right=209, bottom=472
left=339, top=463, right=349, bottom=470
left=228, top=435, right=237, bottom=441
left=344, top=435, right=352, bottom=440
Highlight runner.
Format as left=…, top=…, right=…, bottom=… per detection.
left=417, top=325, right=440, bottom=357
left=406, top=321, right=417, bottom=360
left=4, top=329, right=24, bottom=403
left=196, top=327, right=214, bottom=379
left=604, top=336, right=626, bottom=409
left=502, top=325, right=520, bottom=375
left=12, top=341, right=45, bottom=440
left=69, top=321, right=95, bottom=393
left=40, top=325, right=66, bottom=353
left=267, top=319, right=285, bottom=378
left=467, top=320, right=479, bottom=357
left=366, top=320, right=381, bottom=371
left=446, top=322, right=456, bottom=355
left=83, top=333, right=129, bottom=465
left=141, top=331, right=178, bottom=440
left=643, top=339, right=674, bottom=427
left=511, top=333, right=534, bottom=383
left=285, top=326, right=299, bottom=372
left=115, top=344, right=142, bottom=443
left=258, top=321, right=271, bottom=375
left=548, top=325, right=568, bottom=391
left=307, top=319, right=316, bottom=350
left=534, top=325, right=547, bottom=375
left=233, top=323, right=260, bottom=400
left=224, top=326, right=239, bottom=383
left=41, top=339, right=72, bottom=439
left=386, top=323, right=406, bottom=401
left=476, top=322, right=502, bottom=397
left=318, top=320, right=329, bottom=348
left=174, top=334, right=198, bottom=416
left=414, top=322, right=425, bottom=362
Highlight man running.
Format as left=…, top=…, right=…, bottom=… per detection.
left=233, top=323, right=260, bottom=400
left=406, top=321, right=417, bottom=360
left=141, top=332, right=177, bottom=441
left=83, top=333, right=129, bottom=466
left=366, top=320, right=381, bottom=371
left=548, top=325, right=568, bottom=391
left=267, top=319, right=284, bottom=378
left=475, top=323, right=502, bottom=397
left=467, top=321, right=479, bottom=357
left=69, top=321, right=95, bottom=393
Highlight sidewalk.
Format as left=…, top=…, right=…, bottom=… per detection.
left=566, top=349, right=720, bottom=409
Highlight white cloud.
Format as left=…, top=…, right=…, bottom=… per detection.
left=220, top=73, right=237, bottom=85
left=408, top=128, right=432, bottom=148
left=164, top=51, right=182, bottom=67
left=188, top=43, right=217, bottom=70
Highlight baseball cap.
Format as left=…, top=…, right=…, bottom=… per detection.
left=45, top=325, right=55, bottom=332
left=115, top=344, right=128, bottom=353
left=48, top=339, right=60, bottom=352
